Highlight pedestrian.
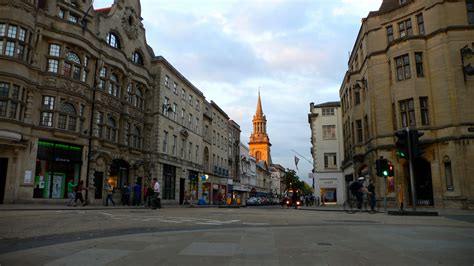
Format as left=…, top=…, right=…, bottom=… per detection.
left=367, top=179, right=376, bottom=211
left=67, top=179, right=76, bottom=206
left=133, top=181, right=141, bottom=206
left=146, top=184, right=154, bottom=207
left=152, top=178, right=161, bottom=209
left=121, top=182, right=130, bottom=206
left=74, top=180, right=86, bottom=207
left=105, top=182, right=115, bottom=206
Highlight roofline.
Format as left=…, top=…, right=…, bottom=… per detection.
left=210, top=100, right=229, bottom=119
left=153, top=56, right=204, bottom=97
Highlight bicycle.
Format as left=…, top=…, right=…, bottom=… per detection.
left=343, top=193, right=380, bottom=214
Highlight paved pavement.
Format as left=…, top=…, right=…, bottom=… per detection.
left=0, top=205, right=473, bottom=265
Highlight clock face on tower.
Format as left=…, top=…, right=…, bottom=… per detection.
left=122, top=7, right=139, bottom=40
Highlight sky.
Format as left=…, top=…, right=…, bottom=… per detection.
left=94, top=0, right=382, bottom=185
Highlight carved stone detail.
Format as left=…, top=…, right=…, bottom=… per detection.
left=121, top=7, right=139, bottom=40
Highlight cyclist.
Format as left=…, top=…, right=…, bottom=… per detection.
left=349, top=177, right=369, bottom=209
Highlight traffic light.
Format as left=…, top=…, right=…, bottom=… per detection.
left=387, top=161, right=394, bottom=177
left=375, top=158, right=388, bottom=177
left=395, top=129, right=409, bottom=159
left=409, top=129, right=424, bottom=158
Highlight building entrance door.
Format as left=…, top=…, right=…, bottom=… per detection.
left=0, top=158, right=7, bottom=204
left=94, top=172, right=104, bottom=199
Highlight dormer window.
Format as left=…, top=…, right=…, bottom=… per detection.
left=106, top=32, right=120, bottom=49
left=132, top=51, right=143, bottom=65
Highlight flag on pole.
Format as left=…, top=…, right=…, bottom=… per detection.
left=294, top=156, right=299, bottom=170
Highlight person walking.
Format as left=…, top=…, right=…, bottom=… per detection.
left=105, top=183, right=115, bottom=206
left=121, top=182, right=131, bottom=206
left=368, top=179, right=376, bottom=212
left=74, top=180, right=86, bottom=207
left=152, top=178, right=161, bottom=209
left=67, top=179, right=76, bottom=206
left=133, top=181, right=141, bottom=206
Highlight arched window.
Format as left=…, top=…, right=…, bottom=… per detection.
left=106, top=32, right=120, bottom=48
left=108, top=73, right=120, bottom=97
left=132, top=51, right=143, bottom=65
left=105, top=116, right=117, bottom=142
left=135, top=85, right=144, bottom=109
left=64, top=52, right=82, bottom=80
left=58, top=102, right=77, bottom=131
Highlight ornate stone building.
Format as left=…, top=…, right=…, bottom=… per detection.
left=340, top=0, right=474, bottom=209
left=0, top=0, right=240, bottom=205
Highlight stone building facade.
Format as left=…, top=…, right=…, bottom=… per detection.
left=340, top=0, right=474, bottom=209
left=0, top=0, right=240, bottom=205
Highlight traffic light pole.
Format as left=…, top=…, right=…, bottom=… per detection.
left=406, top=127, right=417, bottom=212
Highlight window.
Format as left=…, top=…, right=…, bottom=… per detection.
left=126, top=84, right=133, bottom=104
left=0, top=82, right=8, bottom=97
left=173, top=82, right=177, bottom=93
left=63, top=52, right=82, bottom=80
left=57, top=102, right=77, bottom=131
left=188, top=142, right=192, bottom=161
left=40, top=96, right=55, bottom=127
left=417, top=14, right=425, bottom=34
left=181, top=89, right=185, bottom=99
left=108, top=74, right=120, bottom=97
left=356, top=119, right=363, bottom=143
left=172, top=103, right=177, bottom=120
left=188, top=95, right=193, bottom=106
left=355, top=91, right=360, bottom=105
left=172, top=135, right=177, bottom=156
left=58, top=8, right=65, bottom=19
left=181, top=109, right=185, bottom=125
left=68, top=14, right=78, bottom=23
left=445, top=161, right=454, bottom=191
left=96, top=112, right=104, bottom=138
left=467, top=0, right=474, bottom=24
left=164, top=75, right=169, bottom=87
left=164, top=97, right=170, bottom=116
left=400, top=0, right=407, bottom=4
left=132, top=51, right=143, bottom=65
left=163, top=131, right=168, bottom=153
left=399, top=98, right=415, bottom=127
left=395, top=54, right=411, bottom=81
left=324, top=153, right=337, bottom=169
left=98, top=67, right=107, bottom=90
left=420, top=97, right=429, bottom=125
left=132, top=127, right=142, bottom=149
left=322, top=125, right=336, bottom=140
left=322, top=108, right=335, bottom=116
left=415, top=52, right=424, bottom=77
left=387, top=25, right=394, bottom=43
left=398, top=19, right=412, bottom=38
left=106, top=32, right=120, bottom=48
left=105, top=116, right=117, bottom=142
left=135, top=84, right=144, bottom=109
left=0, top=24, right=28, bottom=60
left=196, top=145, right=199, bottom=163
left=188, top=113, right=192, bottom=129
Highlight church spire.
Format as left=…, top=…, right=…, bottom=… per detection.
left=249, top=90, right=271, bottom=164
left=255, top=89, right=263, bottom=117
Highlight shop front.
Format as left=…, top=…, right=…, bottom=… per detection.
left=33, top=140, right=83, bottom=200
left=188, top=170, right=198, bottom=204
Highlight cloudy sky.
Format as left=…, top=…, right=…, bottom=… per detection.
left=94, top=0, right=381, bottom=184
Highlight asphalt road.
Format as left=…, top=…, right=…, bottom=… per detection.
left=0, top=206, right=473, bottom=265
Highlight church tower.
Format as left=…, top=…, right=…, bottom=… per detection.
left=249, top=91, right=272, bottom=165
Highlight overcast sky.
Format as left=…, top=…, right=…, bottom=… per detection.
left=94, top=0, right=381, bottom=185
